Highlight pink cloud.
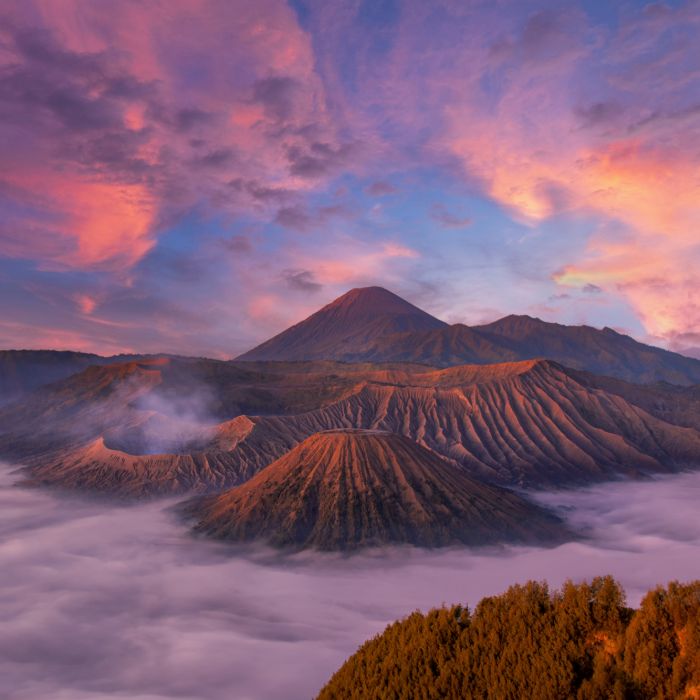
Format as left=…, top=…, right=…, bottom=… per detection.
left=2, top=0, right=699, bottom=356
left=0, top=318, right=136, bottom=355
left=294, top=240, right=419, bottom=286
left=73, top=293, right=97, bottom=316
left=387, top=1, right=700, bottom=343
left=0, top=0, right=350, bottom=274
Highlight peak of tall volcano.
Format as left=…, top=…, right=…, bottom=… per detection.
left=187, top=429, right=566, bottom=550
left=236, top=287, right=447, bottom=361
left=237, top=288, right=700, bottom=385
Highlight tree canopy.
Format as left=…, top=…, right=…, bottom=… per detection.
left=318, top=578, right=700, bottom=700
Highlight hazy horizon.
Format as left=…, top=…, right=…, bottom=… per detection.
left=5, top=283, right=699, bottom=360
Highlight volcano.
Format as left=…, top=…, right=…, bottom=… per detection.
left=10, top=358, right=700, bottom=498
left=188, top=429, right=567, bottom=550
left=236, top=287, right=700, bottom=385
left=236, top=286, right=447, bottom=362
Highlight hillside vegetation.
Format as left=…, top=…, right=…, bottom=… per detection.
left=318, top=578, right=700, bottom=699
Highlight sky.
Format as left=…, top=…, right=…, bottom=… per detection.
left=0, top=0, right=699, bottom=358
left=2, top=462, right=700, bottom=699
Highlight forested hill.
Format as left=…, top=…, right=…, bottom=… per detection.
left=317, top=577, right=700, bottom=700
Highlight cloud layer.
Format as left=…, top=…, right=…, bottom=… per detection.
left=1, top=1, right=699, bottom=355
left=2, top=464, right=700, bottom=700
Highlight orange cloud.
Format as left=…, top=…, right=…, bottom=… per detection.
left=2, top=171, right=155, bottom=270
left=1, top=0, right=339, bottom=275
left=303, top=241, right=419, bottom=285
left=437, top=6, right=700, bottom=343
left=545, top=140, right=699, bottom=338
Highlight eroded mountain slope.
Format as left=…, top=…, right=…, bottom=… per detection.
left=187, top=429, right=566, bottom=549
left=12, top=359, right=700, bottom=497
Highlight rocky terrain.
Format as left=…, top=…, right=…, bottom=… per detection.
left=187, top=429, right=566, bottom=550
left=236, top=286, right=447, bottom=362
left=7, top=357, right=700, bottom=498
left=2, top=286, right=700, bottom=550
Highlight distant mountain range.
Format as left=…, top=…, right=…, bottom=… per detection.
left=2, top=286, right=700, bottom=550
left=238, top=286, right=700, bottom=385
left=3, top=286, right=700, bottom=405
left=0, top=350, right=114, bottom=405
left=0, top=349, right=177, bottom=406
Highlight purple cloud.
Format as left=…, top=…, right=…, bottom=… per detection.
left=430, top=203, right=472, bottom=229
left=1, top=464, right=700, bottom=699
left=366, top=181, right=397, bottom=196
left=282, top=268, right=322, bottom=293
left=1, top=0, right=699, bottom=356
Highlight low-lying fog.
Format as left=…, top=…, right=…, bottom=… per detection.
left=2, top=465, right=700, bottom=700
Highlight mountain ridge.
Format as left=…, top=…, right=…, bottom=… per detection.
left=236, top=287, right=700, bottom=385
left=11, top=357, right=700, bottom=497
left=4, top=288, right=700, bottom=397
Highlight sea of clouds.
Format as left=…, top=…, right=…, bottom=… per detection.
left=2, top=463, right=700, bottom=700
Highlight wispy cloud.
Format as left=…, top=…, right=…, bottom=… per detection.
left=0, top=0, right=347, bottom=272
left=1, top=0, right=699, bottom=354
